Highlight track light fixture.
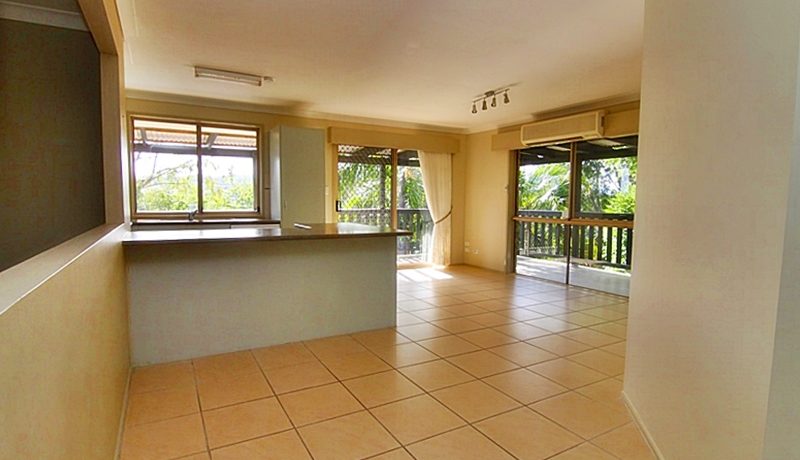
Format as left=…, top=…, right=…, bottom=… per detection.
left=471, top=86, right=511, bottom=115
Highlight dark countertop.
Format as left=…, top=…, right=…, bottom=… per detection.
left=122, top=223, right=412, bottom=246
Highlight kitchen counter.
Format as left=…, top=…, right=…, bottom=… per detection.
left=123, top=222, right=404, bottom=365
left=122, top=223, right=411, bottom=246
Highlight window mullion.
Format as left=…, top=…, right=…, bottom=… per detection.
left=196, top=123, right=204, bottom=216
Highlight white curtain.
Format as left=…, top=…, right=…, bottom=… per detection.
left=418, top=150, right=452, bottom=266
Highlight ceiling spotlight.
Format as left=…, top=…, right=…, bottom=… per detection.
left=470, top=86, right=512, bottom=114
left=194, top=66, right=273, bottom=87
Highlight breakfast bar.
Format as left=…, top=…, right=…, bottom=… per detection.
left=123, top=223, right=409, bottom=365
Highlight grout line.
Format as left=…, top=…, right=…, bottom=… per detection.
left=249, top=349, right=316, bottom=460
left=189, top=360, right=211, bottom=456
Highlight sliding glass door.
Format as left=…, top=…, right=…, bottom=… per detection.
left=514, top=136, right=637, bottom=296
left=336, top=144, right=432, bottom=264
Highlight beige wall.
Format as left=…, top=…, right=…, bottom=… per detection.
left=0, top=226, right=130, bottom=459
left=625, top=1, right=800, bottom=458
left=126, top=97, right=466, bottom=263
left=763, top=42, right=800, bottom=458
left=463, top=131, right=512, bottom=272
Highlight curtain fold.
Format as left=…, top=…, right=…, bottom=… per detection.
left=418, top=150, right=452, bottom=266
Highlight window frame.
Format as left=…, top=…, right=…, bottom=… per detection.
left=128, top=115, right=262, bottom=221
left=573, top=136, right=637, bottom=221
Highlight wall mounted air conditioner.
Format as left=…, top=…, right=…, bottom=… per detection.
left=520, top=111, right=605, bottom=147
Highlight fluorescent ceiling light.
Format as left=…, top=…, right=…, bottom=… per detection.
left=194, top=66, right=273, bottom=87
left=546, top=145, right=570, bottom=152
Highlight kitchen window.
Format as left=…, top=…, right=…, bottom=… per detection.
left=130, top=117, right=260, bottom=219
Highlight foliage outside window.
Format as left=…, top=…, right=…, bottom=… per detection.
left=517, top=145, right=570, bottom=217
left=336, top=144, right=431, bottom=258
left=131, top=118, right=259, bottom=218
left=516, top=136, right=638, bottom=219
left=576, top=136, right=637, bottom=218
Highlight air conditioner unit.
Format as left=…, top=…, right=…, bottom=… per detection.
left=520, top=111, right=605, bottom=147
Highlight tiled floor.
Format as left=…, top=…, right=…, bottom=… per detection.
left=120, top=266, right=655, bottom=460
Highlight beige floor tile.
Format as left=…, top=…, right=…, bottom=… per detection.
left=576, top=378, right=626, bottom=413
left=398, top=299, right=435, bottom=311
left=553, top=312, right=608, bottom=327
left=592, top=423, right=656, bottom=459
left=298, top=411, right=399, bottom=460
left=418, top=335, right=480, bottom=357
left=412, top=308, right=460, bottom=321
left=467, top=312, right=516, bottom=327
left=590, top=322, right=628, bottom=339
left=370, top=394, right=465, bottom=444
left=396, top=312, right=426, bottom=326
left=121, top=414, right=207, bottom=460
left=203, top=398, right=292, bottom=448
left=194, top=351, right=260, bottom=379
left=319, top=350, right=391, bottom=380
left=483, top=369, right=567, bottom=404
left=527, top=317, right=583, bottom=333
left=210, top=430, right=310, bottom=460
left=448, top=350, right=519, bottom=378
left=475, top=408, right=581, bottom=460
left=197, top=371, right=273, bottom=410
left=473, top=299, right=515, bottom=311
left=493, top=323, right=552, bottom=341
left=581, top=307, right=627, bottom=321
left=130, top=361, right=195, bottom=394
left=399, top=359, right=474, bottom=391
left=488, top=342, right=558, bottom=367
left=496, top=308, right=544, bottom=322
left=368, top=448, right=415, bottom=459
left=442, top=303, right=488, bottom=316
left=450, top=292, right=494, bottom=303
left=600, top=341, right=627, bottom=357
left=126, top=385, right=199, bottom=426
left=424, top=295, right=463, bottom=307
left=407, top=426, right=515, bottom=460
left=560, top=328, right=621, bottom=347
left=304, top=335, right=368, bottom=360
left=370, top=342, right=440, bottom=367
left=549, top=443, right=617, bottom=460
left=458, top=329, right=517, bottom=348
left=431, top=317, right=485, bottom=333
left=527, top=359, right=607, bottom=389
left=568, top=349, right=626, bottom=376
left=263, top=360, right=336, bottom=394
left=252, top=343, right=317, bottom=370
left=397, top=322, right=450, bottom=341
left=180, top=452, right=211, bottom=460
left=531, top=392, right=629, bottom=439
left=351, top=328, right=411, bottom=349
left=431, top=380, right=520, bottom=422
left=278, top=383, right=362, bottom=426
left=526, top=335, right=593, bottom=356
left=343, top=370, right=423, bottom=408
left=527, top=303, right=572, bottom=316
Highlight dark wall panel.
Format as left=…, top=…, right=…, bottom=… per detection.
left=0, top=19, right=104, bottom=272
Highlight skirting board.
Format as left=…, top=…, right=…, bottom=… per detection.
left=621, top=390, right=665, bottom=459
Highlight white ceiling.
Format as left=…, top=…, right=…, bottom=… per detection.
left=118, top=0, right=644, bottom=133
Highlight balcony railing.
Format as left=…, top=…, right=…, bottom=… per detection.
left=338, top=208, right=433, bottom=256
left=515, top=210, right=633, bottom=270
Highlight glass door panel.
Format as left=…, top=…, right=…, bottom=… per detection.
left=337, top=145, right=392, bottom=225
left=514, top=144, right=571, bottom=284
left=396, top=150, right=432, bottom=264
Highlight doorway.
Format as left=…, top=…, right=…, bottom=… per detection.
left=513, top=136, right=637, bottom=296
left=336, top=144, right=433, bottom=265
